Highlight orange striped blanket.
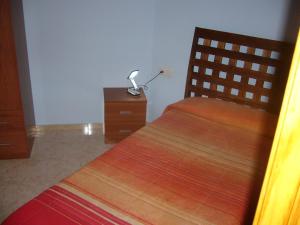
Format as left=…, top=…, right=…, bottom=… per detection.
left=2, top=98, right=275, bottom=225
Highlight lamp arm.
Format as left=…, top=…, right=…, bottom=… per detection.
left=129, top=78, right=139, bottom=90
left=144, top=70, right=164, bottom=86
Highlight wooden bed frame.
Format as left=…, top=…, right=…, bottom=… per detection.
left=185, top=27, right=293, bottom=113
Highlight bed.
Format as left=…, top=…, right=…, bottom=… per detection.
left=1, top=27, right=293, bottom=225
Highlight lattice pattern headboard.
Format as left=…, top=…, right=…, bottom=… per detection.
left=185, top=27, right=293, bottom=113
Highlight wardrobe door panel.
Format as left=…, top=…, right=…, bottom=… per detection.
left=0, top=0, right=22, bottom=111
left=0, top=0, right=34, bottom=159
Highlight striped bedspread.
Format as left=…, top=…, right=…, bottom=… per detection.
left=2, top=98, right=275, bottom=225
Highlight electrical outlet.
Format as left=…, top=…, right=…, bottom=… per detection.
left=160, top=67, right=172, bottom=76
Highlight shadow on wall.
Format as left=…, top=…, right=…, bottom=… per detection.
left=283, top=0, right=300, bottom=42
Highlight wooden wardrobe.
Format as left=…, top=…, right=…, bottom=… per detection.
left=0, top=0, right=35, bottom=159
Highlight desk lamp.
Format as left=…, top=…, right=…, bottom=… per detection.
left=127, top=70, right=140, bottom=96
left=127, top=69, right=164, bottom=96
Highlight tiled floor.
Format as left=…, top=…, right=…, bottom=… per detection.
left=0, top=125, right=112, bottom=222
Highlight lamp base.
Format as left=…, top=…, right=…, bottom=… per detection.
left=127, top=87, right=141, bottom=96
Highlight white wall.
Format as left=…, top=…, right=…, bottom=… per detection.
left=23, top=0, right=294, bottom=124
left=149, top=0, right=292, bottom=120
left=23, top=0, right=155, bottom=125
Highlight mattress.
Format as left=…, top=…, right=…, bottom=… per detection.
left=2, top=97, right=276, bottom=225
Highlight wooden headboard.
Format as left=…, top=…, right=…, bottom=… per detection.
left=185, top=27, right=293, bottom=113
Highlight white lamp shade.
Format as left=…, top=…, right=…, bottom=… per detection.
left=128, top=70, right=139, bottom=79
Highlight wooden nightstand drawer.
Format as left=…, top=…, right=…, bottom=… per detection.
left=105, top=102, right=146, bottom=123
left=104, top=123, right=145, bottom=143
left=105, top=122, right=145, bottom=135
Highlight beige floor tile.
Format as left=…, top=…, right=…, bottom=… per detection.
left=0, top=126, right=112, bottom=222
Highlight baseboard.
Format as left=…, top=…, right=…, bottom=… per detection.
left=30, top=123, right=103, bottom=137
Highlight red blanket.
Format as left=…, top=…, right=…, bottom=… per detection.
left=2, top=98, right=275, bottom=225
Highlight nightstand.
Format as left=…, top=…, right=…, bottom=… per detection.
left=103, top=88, right=147, bottom=144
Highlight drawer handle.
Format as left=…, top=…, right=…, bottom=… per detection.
left=119, top=129, right=132, bottom=133
left=119, top=111, right=132, bottom=115
left=0, top=143, right=11, bottom=147
left=0, top=122, right=8, bottom=125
